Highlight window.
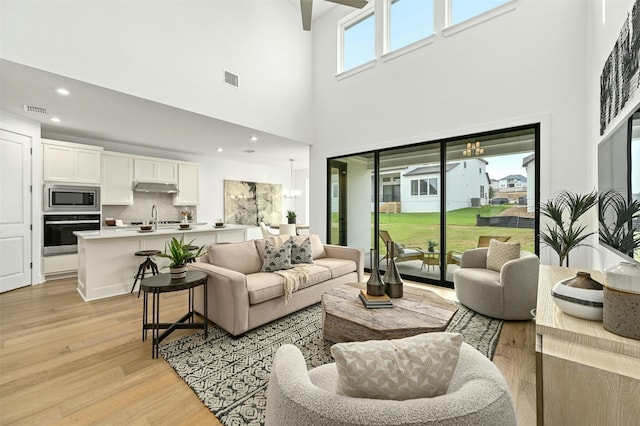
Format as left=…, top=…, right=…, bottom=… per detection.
left=480, top=185, right=485, bottom=198
left=341, top=10, right=375, bottom=72
left=449, top=0, right=511, bottom=27
left=388, top=0, right=434, bottom=52
left=411, top=177, right=438, bottom=195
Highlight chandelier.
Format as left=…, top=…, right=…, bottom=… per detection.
left=463, top=141, right=484, bottom=156
left=284, top=159, right=301, bottom=198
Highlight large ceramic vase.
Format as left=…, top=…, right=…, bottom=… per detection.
left=551, top=271, right=604, bottom=320
left=170, top=264, right=188, bottom=280
left=366, top=249, right=386, bottom=296
left=603, top=262, right=640, bottom=340
left=383, top=240, right=403, bottom=298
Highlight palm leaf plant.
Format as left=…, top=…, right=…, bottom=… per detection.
left=540, top=190, right=598, bottom=266
left=598, top=189, right=640, bottom=256
left=157, top=235, right=206, bottom=268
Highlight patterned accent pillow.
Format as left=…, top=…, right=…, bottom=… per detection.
left=261, top=239, right=293, bottom=272
left=331, top=332, right=463, bottom=400
left=486, top=239, right=521, bottom=272
left=291, top=237, right=313, bottom=264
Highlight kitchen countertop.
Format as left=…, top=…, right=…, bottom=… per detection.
left=75, top=224, right=249, bottom=240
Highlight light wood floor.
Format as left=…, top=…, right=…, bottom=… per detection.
left=0, top=278, right=536, bottom=425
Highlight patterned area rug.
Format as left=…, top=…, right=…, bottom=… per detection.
left=159, top=302, right=503, bottom=426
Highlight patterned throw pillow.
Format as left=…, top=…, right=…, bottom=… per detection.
left=261, top=239, right=293, bottom=272
left=291, top=237, right=313, bottom=264
left=486, top=239, right=521, bottom=272
left=331, top=332, right=463, bottom=400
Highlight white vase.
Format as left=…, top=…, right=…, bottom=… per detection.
left=604, top=262, right=640, bottom=293
left=170, top=265, right=188, bottom=280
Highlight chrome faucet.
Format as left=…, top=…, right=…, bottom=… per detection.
left=151, top=205, right=158, bottom=230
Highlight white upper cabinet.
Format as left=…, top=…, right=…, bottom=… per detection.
left=173, top=164, right=199, bottom=205
left=42, top=139, right=102, bottom=184
left=134, top=158, right=177, bottom=183
left=102, top=153, right=134, bottom=205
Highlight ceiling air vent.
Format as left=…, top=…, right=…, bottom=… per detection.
left=224, top=70, right=239, bottom=88
left=23, top=104, right=48, bottom=115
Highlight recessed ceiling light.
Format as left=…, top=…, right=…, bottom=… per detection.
left=56, top=88, right=70, bottom=96
left=50, top=117, right=61, bottom=123
left=250, top=136, right=258, bottom=142
left=217, top=148, right=223, bottom=152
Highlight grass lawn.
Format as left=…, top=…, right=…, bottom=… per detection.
left=331, top=206, right=536, bottom=254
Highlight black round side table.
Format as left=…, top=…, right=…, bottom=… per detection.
left=140, top=270, right=208, bottom=358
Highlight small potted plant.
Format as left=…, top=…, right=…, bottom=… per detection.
left=287, top=210, right=297, bottom=224
left=158, top=235, right=206, bottom=280
left=427, top=240, right=438, bottom=252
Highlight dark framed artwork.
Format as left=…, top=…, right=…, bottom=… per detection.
left=600, top=0, right=640, bottom=135
left=224, top=179, right=282, bottom=225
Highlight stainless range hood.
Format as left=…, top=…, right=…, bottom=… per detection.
left=133, top=182, right=180, bottom=193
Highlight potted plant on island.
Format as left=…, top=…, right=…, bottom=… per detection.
left=158, top=235, right=206, bottom=280
left=287, top=210, right=297, bottom=224
left=427, top=240, right=438, bottom=252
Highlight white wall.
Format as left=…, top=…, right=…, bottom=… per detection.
left=587, top=0, right=640, bottom=269
left=0, top=0, right=313, bottom=143
left=310, top=0, right=590, bottom=267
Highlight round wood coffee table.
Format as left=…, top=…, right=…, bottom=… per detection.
left=321, top=282, right=458, bottom=343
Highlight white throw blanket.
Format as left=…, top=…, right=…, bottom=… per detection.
left=274, top=265, right=311, bottom=304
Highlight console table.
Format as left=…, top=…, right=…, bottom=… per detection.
left=535, top=265, right=640, bottom=425
left=141, top=271, right=208, bottom=358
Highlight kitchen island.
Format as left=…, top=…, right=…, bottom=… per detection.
left=74, top=224, right=249, bottom=301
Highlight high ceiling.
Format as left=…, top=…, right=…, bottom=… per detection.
left=0, top=60, right=311, bottom=169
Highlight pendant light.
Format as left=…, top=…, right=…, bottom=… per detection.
left=284, top=158, right=301, bottom=198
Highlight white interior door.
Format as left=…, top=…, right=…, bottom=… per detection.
left=0, top=129, right=32, bottom=292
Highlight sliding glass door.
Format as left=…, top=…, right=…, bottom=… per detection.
left=327, top=124, right=539, bottom=287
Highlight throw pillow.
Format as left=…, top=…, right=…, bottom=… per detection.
left=393, top=242, right=405, bottom=255
left=291, top=237, right=313, bottom=264
left=486, top=239, right=521, bottom=272
left=261, top=239, right=293, bottom=272
left=331, top=332, right=463, bottom=400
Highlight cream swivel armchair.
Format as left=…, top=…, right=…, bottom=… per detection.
left=265, top=343, right=517, bottom=426
left=453, top=246, right=540, bottom=320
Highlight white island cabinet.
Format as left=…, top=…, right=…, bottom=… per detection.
left=74, top=225, right=248, bottom=301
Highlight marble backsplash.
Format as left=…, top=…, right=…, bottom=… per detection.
left=102, top=192, right=197, bottom=225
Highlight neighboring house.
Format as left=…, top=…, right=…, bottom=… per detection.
left=523, top=154, right=536, bottom=212
left=399, top=158, right=490, bottom=212
left=497, top=174, right=527, bottom=190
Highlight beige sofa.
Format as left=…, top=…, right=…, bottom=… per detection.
left=190, top=235, right=364, bottom=337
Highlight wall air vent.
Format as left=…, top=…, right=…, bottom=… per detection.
left=224, top=70, right=239, bottom=88
left=23, top=104, right=48, bottom=114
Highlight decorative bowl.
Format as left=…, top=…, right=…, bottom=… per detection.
left=551, top=272, right=604, bottom=321
left=105, top=219, right=116, bottom=226
left=179, top=223, right=190, bottom=229
left=140, top=225, right=152, bottom=231
left=215, top=222, right=224, bottom=227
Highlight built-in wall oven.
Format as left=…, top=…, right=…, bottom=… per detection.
left=43, top=214, right=101, bottom=256
left=44, top=184, right=100, bottom=212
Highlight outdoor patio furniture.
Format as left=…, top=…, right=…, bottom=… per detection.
left=446, top=236, right=511, bottom=266
left=378, top=230, right=424, bottom=264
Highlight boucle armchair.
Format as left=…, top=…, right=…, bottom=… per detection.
left=265, top=343, right=516, bottom=426
left=453, top=247, right=539, bottom=320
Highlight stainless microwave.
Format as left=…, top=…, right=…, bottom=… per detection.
left=44, top=184, right=100, bottom=212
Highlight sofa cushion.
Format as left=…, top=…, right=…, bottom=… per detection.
left=208, top=240, right=262, bottom=275
left=296, top=234, right=326, bottom=259
left=486, top=239, right=521, bottom=272
left=261, top=239, right=293, bottom=272
left=291, top=237, right=313, bottom=264
left=331, top=332, right=463, bottom=401
left=246, top=272, right=285, bottom=304
left=297, top=264, right=332, bottom=290
left=313, top=258, right=356, bottom=279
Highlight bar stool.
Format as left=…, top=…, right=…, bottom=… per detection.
left=131, top=249, right=161, bottom=296
left=186, top=245, right=199, bottom=263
